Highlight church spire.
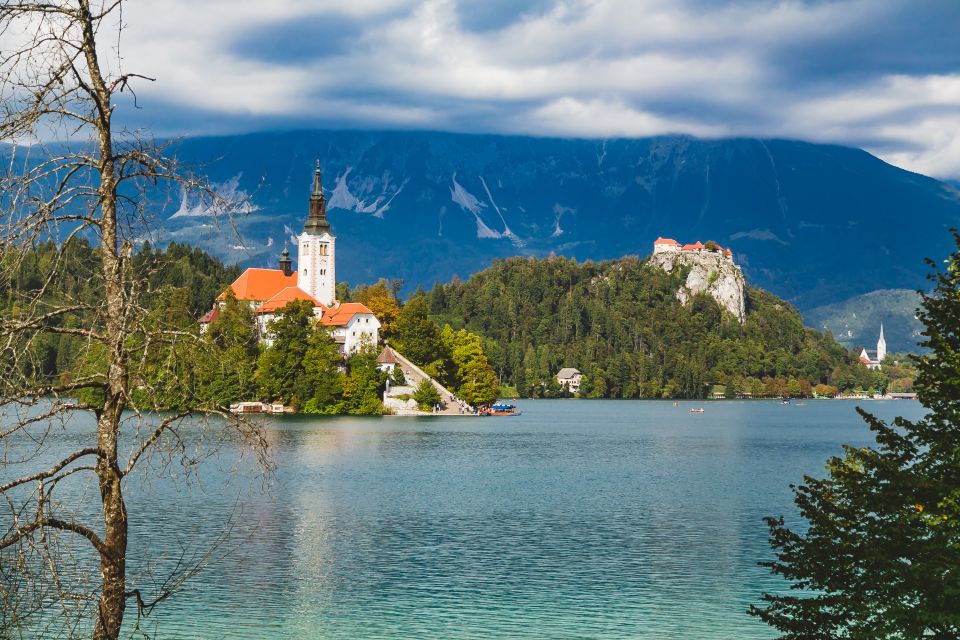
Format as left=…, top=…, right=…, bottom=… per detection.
left=304, top=159, right=331, bottom=235
left=877, top=322, right=887, bottom=363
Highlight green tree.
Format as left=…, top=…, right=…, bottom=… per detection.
left=340, top=347, right=386, bottom=415
left=750, top=233, right=960, bottom=638
left=255, top=300, right=316, bottom=408
left=412, top=378, right=442, bottom=411
left=442, top=326, right=500, bottom=405
left=195, top=292, right=260, bottom=407
left=393, top=292, right=447, bottom=369
left=301, top=326, right=345, bottom=414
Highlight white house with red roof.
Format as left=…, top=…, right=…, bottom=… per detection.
left=200, top=162, right=380, bottom=354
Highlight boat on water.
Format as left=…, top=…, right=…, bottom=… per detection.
left=480, top=403, right=522, bottom=416
left=689, top=408, right=705, bottom=413
left=229, top=402, right=288, bottom=414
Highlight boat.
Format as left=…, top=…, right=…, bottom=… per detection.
left=480, top=403, right=522, bottom=416
left=229, top=402, right=289, bottom=414
left=689, top=408, right=705, bottom=413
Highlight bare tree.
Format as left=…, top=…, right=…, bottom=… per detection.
left=0, top=2, right=267, bottom=638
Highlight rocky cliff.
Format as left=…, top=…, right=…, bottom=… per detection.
left=649, top=250, right=746, bottom=323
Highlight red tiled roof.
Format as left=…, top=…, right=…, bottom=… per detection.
left=377, top=347, right=398, bottom=364
left=859, top=353, right=872, bottom=365
left=321, top=302, right=375, bottom=326
left=654, top=237, right=680, bottom=246
left=681, top=243, right=698, bottom=251
left=198, top=307, right=220, bottom=324
left=218, top=268, right=298, bottom=302
left=256, top=286, right=324, bottom=314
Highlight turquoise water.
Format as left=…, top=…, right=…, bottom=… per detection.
left=6, top=399, right=928, bottom=638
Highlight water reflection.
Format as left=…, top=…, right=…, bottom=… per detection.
left=3, top=399, right=928, bottom=638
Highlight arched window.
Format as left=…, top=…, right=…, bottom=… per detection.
left=303, top=269, right=308, bottom=277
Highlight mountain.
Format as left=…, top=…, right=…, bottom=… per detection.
left=804, top=288, right=925, bottom=354
left=153, top=130, right=960, bottom=310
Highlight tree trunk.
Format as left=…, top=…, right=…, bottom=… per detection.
left=79, top=1, right=129, bottom=636
left=94, top=406, right=127, bottom=640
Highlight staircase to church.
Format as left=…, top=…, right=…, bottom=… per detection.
left=382, top=345, right=473, bottom=416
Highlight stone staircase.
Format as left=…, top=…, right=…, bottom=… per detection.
left=381, top=345, right=473, bottom=416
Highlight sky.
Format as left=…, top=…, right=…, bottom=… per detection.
left=84, top=0, right=960, bottom=179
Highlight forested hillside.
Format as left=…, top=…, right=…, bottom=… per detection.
left=3, top=240, right=241, bottom=381
left=424, top=256, right=883, bottom=398
left=5, top=241, right=887, bottom=403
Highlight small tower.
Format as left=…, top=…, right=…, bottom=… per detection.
left=296, top=160, right=336, bottom=306
left=279, top=247, right=293, bottom=277
left=877, top=322, right=887, bottom=363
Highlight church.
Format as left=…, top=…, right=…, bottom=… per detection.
left=858, top=323, right=887, bottom=370
left=200, top=161, right=380, bottom=354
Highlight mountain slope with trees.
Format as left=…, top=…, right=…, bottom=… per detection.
left=425, top=256, right=883, bottom=398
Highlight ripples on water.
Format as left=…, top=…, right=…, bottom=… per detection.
left=4, top=400, right=927, bottom=638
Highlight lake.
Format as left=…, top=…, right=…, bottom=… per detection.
left=4, top=399, right=928, bottom=638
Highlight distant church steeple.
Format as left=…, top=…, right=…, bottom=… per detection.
left=296, top=160, right=336, bottom=306
left=877, top=322, right=887, bottom=363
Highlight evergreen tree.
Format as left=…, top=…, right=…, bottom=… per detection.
left=392, top=292, right=448, bottom=374
left=442, top=325, right=500, bottom=405
left=750, top=233, right=960, bottom=638
left=255, top=300, right=316, bottom=408
left=301, top=325, right=344, bottom=414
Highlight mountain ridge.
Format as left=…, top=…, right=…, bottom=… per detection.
left=133, top=130, right=960, bottom=310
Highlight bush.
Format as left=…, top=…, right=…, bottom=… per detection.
left=413, top=378, right=442, bottom=411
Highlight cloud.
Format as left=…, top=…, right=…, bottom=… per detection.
left=71, top=0, right=960, bottom=178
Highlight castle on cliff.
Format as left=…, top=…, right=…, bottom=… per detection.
left=649, top=236, right=746, bottom=323
left=653, top=237, right=734, bottom=260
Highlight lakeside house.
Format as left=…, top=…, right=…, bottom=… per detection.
left=199, top=162, right=380, bottom=354
left=858, top=323, right=887, bottom=370
left=556, top=368, right=583, bottom=393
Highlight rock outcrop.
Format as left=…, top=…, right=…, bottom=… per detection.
left=650, top=250, right=746, bottom=323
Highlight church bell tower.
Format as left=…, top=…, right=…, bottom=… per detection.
left=877, top=322, right=886, bottom=363
left=297, top=160, right=336, bottom=306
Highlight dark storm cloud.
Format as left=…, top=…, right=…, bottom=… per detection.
left=112, top=0, right=960, bottom=177
left=229, top=13, right=366, bottom=62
